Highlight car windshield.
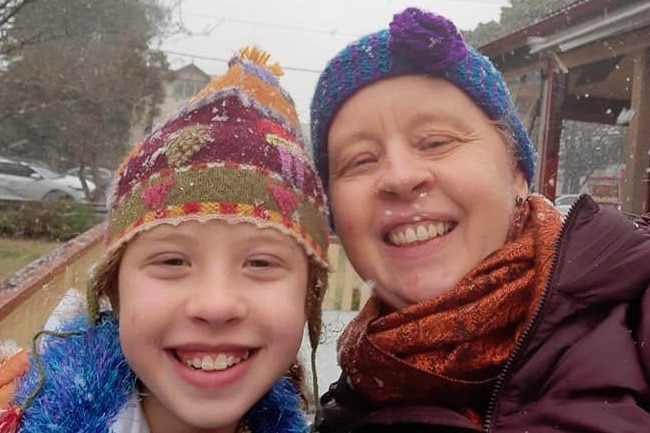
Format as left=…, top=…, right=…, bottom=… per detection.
left=31, top=165, right=63, bottom=180
left=556, top=195, right=579, bottom=206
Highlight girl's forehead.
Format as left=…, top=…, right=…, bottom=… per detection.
left=131, top=219, right=302, bottom=248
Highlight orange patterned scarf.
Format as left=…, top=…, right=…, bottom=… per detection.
left=338, top=195, right=563, bottom=423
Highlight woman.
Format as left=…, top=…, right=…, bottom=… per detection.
left=310, top=7, right=650, bottom=433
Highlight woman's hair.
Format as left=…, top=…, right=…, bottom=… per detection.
left=492, top=119, right=520, bottom=170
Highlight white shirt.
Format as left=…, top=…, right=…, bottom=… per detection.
left=111, top=393, right=150, bottom=433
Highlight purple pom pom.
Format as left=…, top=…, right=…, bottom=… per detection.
left=388, top=7, right=468, bottom=73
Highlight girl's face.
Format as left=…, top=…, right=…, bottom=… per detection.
left=327, top=75, right=528, bottom=310
left=117, top=220, right=309, bottom=433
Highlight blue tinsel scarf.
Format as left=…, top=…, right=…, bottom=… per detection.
left=13, top=313, right=308, bottom=433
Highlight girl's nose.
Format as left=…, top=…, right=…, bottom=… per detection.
left=184, top=274, right=248, bottom=327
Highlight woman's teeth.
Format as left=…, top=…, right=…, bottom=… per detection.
left=388, top=222, right=453, bottom=246
left=182, top=351, right=249, bottom=371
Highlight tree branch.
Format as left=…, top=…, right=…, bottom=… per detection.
left=0, top=0, right=36, bottom=28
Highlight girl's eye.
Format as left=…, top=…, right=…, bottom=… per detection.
left=243, top=254, right=288, bottom=281
left=160, top=257, right=188, bottom=267
left=149, top=254, right=190, bottom=268
left=145, top=254, right=191, bottom=279
left=245, top=257, right=277, bottom=268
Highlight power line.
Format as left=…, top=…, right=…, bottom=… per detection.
left=456, top=0, right=508, bottom=3
left=160, top=49, right=323, bottom=74
left=178, top=10, right=360, bottom=38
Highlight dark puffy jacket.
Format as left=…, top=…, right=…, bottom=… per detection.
left=317, top=196, right=650, bottom=433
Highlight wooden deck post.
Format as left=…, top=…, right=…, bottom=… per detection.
left=536, top=59, right=566, bottom=200
left=623, top=48, right=650, bottom=214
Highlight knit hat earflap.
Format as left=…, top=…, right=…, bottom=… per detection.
left=310, top=7, right=536, bottom=190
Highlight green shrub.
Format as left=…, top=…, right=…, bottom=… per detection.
left=0, top=206, right=21, bottom=237
left=0, top=200, right=100, bottom=241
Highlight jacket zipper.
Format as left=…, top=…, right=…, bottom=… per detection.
left=482, top=195, right=588, bottom=432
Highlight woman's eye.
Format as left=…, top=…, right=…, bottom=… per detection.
left=422, top=137, right=452, bottom=149
left=352, top=155, right=376, bottom=167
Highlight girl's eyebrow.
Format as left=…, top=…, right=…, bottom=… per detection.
left=136, top=230, right=194, bottom=244
left=244, top=231, right=295, bottom=248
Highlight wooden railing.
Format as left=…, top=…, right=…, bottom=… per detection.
left=322, top=238, right=370, bottom=311
left=0, top=224, right=105, bottom=348
left=0, top=228, right=365, bottom=348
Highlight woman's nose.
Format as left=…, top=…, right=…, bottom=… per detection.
left=184, top=274, right=248, bottom=326
left=376, top=150, right=434, bottom=200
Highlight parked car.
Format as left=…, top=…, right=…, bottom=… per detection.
left=0, top=156, right=95, bottom=203
left=65, top=166, right=113, bottom=192
left=554, top=193, right=581, bottom=215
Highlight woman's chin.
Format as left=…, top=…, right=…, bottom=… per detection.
left=374, top=279, right=458, bottom=310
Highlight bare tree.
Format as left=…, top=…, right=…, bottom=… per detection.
left=0, top=0, right=170, bottom=202
left=0, top=0, right=36, bottom=54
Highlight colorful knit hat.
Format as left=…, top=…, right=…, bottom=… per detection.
left=89, top=47, right=329, bottom=352
left=310, top=7, right=537, bottom=189
left=108, top=47, right=328, bottom=266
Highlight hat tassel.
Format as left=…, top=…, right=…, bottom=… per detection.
left=238, top=46, right=284, bottom=77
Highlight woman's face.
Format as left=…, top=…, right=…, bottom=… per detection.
left=327, top=75, right=528, bottom=310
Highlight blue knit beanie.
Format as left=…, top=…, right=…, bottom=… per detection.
left=310, top=7, right=536, bottom=189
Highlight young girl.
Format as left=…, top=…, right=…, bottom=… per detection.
left=0, top=46, right=329, bottom=433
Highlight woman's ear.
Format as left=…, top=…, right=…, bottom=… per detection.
left=512, top=168, right=529, bottom=200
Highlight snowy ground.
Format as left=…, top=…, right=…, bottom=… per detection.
left=300, top=309, right=358, bottom=393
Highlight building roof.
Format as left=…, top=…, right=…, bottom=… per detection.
left=480, top=0, right=648, bottom=57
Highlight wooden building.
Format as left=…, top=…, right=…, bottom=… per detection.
left=481, top=0, right=650, bottom=213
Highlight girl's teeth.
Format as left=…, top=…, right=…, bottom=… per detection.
left=201, top=356, right=214, bottom=370
left=182, top=351, right=249, bottom=371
